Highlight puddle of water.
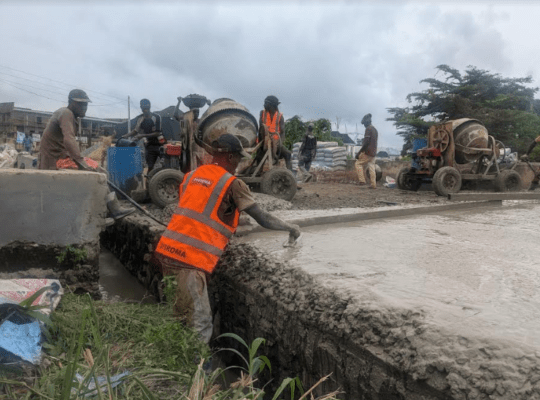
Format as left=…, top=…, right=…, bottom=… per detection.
left=240, top=202, right=540, bottom=346
left=99, top=248, right=156, bottom=303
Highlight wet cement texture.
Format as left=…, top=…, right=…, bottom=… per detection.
left=231, top=201, right=540, bottom=399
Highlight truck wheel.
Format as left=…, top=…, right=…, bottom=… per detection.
left=396, top=167, right=421, bottom=191
left=366, top=164, right=383, bottom=182
left=147, top=167, right=163, bottom=181
left=494, top=170, right=522, bottom=192
left=261, top=168, right=297, bottom=201
left=149, top=169, right=185, bottom=208
left=432, top=166, right=462, bottom=196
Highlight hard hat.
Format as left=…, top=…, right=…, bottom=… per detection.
left=68, top=89, right=91, bottom=103
left=212, top=134, right=250, bottom=158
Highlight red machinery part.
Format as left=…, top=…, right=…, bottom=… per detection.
left=165, top=144, right=182, bottom=156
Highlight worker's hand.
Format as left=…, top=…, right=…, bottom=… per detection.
left=134, top=134, right=143, bottom=141
left=77, top=160, right=92, bottom=171
left=520, top=154, right=530, bottom=161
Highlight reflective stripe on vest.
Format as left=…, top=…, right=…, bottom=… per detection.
left=156, top=164, right=239, bottom=274
left=262, top=110, right=282, bottom=134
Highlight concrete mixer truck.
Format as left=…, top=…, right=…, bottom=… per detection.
left=145, top=96, right=297, bottom=208
left=396, top=119, right=523, bottom=196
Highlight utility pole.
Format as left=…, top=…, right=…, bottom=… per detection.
left=127, top=96, right=131, bottom=133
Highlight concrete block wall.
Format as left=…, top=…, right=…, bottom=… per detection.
left=0, top=169, right=108, bottom=297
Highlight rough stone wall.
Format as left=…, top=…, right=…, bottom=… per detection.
left=103, top=216, right=540, bottom=400
left=211, top=242, right=452, bottom=400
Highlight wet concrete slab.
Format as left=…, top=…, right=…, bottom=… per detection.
left=236, top=200, right=540, bottom=399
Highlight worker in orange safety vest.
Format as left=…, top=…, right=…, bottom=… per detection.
left=258, top=95, right=292, bottom=170
left=153, top=133, right=301, bottom=343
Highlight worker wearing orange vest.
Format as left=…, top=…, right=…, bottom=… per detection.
left=154, top=133, right=301, bottom=343
left=259, top=95, right=292, bottom=170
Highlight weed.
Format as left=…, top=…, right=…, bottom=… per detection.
left=56, top=246, right=88, bottom=267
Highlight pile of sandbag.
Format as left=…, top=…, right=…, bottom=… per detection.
left=0, top=144, right=18, bottom=169
left=291, top=141, right=348, bottom=171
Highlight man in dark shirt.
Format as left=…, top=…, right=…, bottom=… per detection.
left=297, top=123, right=317, bottom=182
left=355, top=113, right=378, bottom=189
left=123, top=99, right=164, bottom=173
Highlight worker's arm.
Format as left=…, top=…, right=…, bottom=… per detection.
left=356, top=130, right=371, bottom=158
left=173, top=97, right=182, bottom=121
left=244, top=204, right=301, bottom=239
left=521, top=137, right=540, bottom=160
left=299, top=134, right=306, bottom=155
left=59, top=110, right=84, bottom=165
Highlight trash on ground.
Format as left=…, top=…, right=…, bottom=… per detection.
left=71, top=371, right=131, bottom=397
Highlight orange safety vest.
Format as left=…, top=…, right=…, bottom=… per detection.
left=262, top=110, right=283, bottom=141
left=155, top=164, right=240, bottom=274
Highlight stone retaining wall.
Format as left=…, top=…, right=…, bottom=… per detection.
left=102, top=215, right=454, bottom=399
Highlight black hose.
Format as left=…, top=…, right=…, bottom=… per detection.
left=107, top=180, right=168, bottom=227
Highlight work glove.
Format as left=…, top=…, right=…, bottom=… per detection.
left=520, top=154, right=530, bottom=161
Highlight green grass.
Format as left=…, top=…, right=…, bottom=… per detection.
left=0, top=292, right=340, bottom=399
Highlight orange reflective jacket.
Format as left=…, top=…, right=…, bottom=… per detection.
left=155, top=164, right=240, bottom=274
left=262, top=110, right=283, bottom=140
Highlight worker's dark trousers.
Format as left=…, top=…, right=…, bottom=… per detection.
left=298, top=153, right=313, bottom=171
left=145, top=145, right=161, bottom=172
left=279, top=145, right=292, bottom=170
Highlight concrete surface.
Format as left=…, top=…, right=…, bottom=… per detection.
left=236, top=201, right=540, bottom=399
left=0, top=169, right=108, bottom=247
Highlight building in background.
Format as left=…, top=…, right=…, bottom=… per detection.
left=0, top=102, right=123, bottom=151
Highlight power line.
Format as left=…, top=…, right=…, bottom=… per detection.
left=0, top=79, right=66, bottom=104
left=0, top=64, right=128, bottom=102
left=0, top=76, right=68, bottom=97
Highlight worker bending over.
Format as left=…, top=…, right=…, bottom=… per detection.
left=355, top=113, right=378, bottom=189
left=153, top=133, right=301, bottom=343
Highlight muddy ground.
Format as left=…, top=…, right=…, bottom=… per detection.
left=291, top=181, right=446, bottom=210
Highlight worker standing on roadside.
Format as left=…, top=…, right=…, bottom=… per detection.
left=259, top=95, right=292, bottom=170
left=297, top=123, right=317, bottom=182
left=123, top=99, right=165, bottom=173
left=23, top=132, right=33, bottom=154
left=153, top=133, right=301, bottom=343
left=39, top=89, right=134, bottom=220
left=355, top=113, right=378, bottom=189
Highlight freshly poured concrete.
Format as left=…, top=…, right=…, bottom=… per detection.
left=238, top=201, right=540, bottom=399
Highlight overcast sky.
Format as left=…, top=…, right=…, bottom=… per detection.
left=2, top=1, right=540, bottom=149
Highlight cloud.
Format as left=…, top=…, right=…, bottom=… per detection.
left=0, top=2, right=535, bottom=149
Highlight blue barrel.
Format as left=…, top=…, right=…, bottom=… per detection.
left=411, top=138, right=427, bottom=170
left=107, top=147, right=143, bottom=196
left=412, top=138, right=428, bottom=152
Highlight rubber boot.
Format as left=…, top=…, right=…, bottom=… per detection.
left=299, top=166, right=312, bottom=182
left=106, top=192, right=136, bottom=220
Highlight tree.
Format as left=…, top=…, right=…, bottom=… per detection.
left=284, top=116, right=341, bottom=150
left=387, top=65, right=540, bottom=156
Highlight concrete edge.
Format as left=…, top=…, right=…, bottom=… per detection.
left=235, top=200, right=503, bottom=237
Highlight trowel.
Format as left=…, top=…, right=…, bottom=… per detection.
left=283, top=232, right=303, bottom=248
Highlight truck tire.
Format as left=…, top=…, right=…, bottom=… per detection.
left=366, top=164, right=383, bottom=182
left=148, top=169, right=185, bottom=208
left=396, top=167, right=421, bottom=191
left=432, top=166, right=462, bottom=196
left=494, top=170, right=522, bottom=192
left=261, top=168, right=297, bottom=201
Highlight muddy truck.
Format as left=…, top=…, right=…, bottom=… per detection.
left=144, top=96, right=297, bottom=208
left=397, top=118, right=524, bottom=196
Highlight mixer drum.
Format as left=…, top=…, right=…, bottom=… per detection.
left=198, top=99, right=259, bottom=149
left=451, top=119, right=489, bottom=164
